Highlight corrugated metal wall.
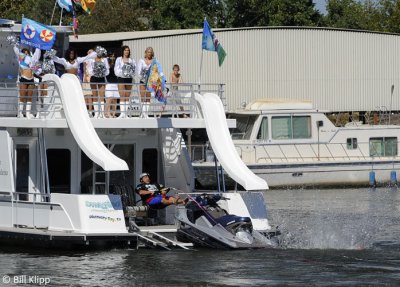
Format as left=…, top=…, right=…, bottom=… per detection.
left=124, top=28, right=400, bottom=112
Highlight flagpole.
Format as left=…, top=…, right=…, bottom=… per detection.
left=198, top=17, right=206, bottom=86
left=59, top=8, right=64, bottom=26
left=50, top=0, right=57, bottom=25
left=198, top=49, right=204, bottom=85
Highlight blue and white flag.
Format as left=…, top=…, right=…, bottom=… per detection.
left=20, top=18, right=56, bottom=50
left=202, top=19, right=226, bottom=67
left=57, top=0, right=73, bottom=12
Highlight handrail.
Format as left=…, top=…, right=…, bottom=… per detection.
left=0, top=80, right=226, bottom=119
left=190, top=141, right=400, bottom=163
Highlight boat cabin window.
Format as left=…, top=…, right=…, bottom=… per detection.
left=257, top=117, right=269, bottom=140
left=271, top=116, right=311, bottom=140
left=16, top=145, right=29, bottom=199
left=369, top=137, right=397, bottom=157
left=47, top=149, right=71, bottom=193
left=346, top=138, right=358, bottom=149
left=227, top=114, right=257, bottom=140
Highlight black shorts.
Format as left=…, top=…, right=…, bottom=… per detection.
left=117, top=77, right=133, bottom=84
left=90, top=76, right=105, bottom=84
left=19, top=77, right=34, bottom=84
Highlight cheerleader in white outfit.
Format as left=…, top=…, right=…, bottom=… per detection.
left=105, top=53, right=119, bottom=118
left=13, top=46, right=41, bottom=118
left=53, top=48, right=97, bottom=113
left=114, top=45, right=135, bottom=118
left=86, top=48, right=109, bottom=118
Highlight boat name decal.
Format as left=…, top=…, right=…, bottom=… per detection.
left=88, top=215, right=122, bottom=222
left=85, top=200, right=122, bottom=210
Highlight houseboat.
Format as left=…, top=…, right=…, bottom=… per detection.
left=0, top=21, right=273, bottom=249
left=193, top=99, right=400, bottom=189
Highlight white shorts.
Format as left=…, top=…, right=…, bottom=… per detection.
left=105, top=84, right=120, bottom=98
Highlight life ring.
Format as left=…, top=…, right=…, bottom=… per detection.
left=40, top=29, right=54, bottom=42
left=23, top=24, right=36, bottom=39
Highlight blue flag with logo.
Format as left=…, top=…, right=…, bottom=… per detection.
left=202, top=19, right=226, bottom=67
left=20, top=18, right=56, bottom=50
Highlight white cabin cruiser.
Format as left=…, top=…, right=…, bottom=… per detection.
left=193, top=99, right=400, bottom=189
left=0, top=22, right=275, bottom=250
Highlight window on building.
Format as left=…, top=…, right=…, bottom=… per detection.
left=369, top=137, right=397, bottom=157
left=257, top=117, right=269, bottom=140
left=346, top=138, right=358, bottom=149
left=271, top=116, right=311, bottom=140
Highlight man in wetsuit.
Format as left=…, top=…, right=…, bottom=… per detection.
left=136, top=173, right=186, bottom=208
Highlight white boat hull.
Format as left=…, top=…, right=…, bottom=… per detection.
left=194, top=160, right=400, bottom=189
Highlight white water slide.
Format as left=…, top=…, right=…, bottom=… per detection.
left=195, top=93, right=268, bottom=190
left=43, top=74, right=128, bottom=171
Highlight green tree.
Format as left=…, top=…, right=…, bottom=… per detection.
left=226, top=0, right=323, bottom=27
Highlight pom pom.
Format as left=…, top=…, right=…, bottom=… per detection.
left=42, top=59, right=55, bottom=74
left=93, top=61, right=107, bottom=78
left=139, top=67, right=149, bottom=82
left=95, top=46, right=107, bottom=57
left=122, top=63, right=135, bottom=78
left=44, top=49, right=56, bottom=60
left=6, top=34, right=18, bottom=46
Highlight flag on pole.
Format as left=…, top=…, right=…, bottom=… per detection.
left=202, top=19, right=226, bottom=67
left=20, top=18, right=56, bottom=50
left=145, top=59, right=167, bottom=104
left=57, top=0, right=73, bottom=12
left=74, top=0, right=96, bottom=14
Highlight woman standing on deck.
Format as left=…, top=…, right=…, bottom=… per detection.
left=136, top=47, right=154, bottom=117
left=53, top=48, right=97, bottom=76
left=13, top=46, right=41, bottom=118
left=105, top=52, right=119, bottom=118
left=86, top=47, right=109, bottom=118
left=114, top=46, right=135, bottom=118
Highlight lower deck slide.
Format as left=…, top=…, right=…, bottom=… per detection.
left=195, top=93, right=268, bottom=190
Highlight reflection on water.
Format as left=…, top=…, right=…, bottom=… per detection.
left=0, top=187, right=399, bottom=286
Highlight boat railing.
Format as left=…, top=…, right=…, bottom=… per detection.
left=0, top=80, right=226, bottom=119
left=191, top=141, right=400, bottom=163
left=1, top=190, right=52, bottom=229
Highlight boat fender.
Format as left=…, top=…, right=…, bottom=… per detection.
left=369, top=171, right=376, bottom=187
left=390, top=171, right=397, bottom=185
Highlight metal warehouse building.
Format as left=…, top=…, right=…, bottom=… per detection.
left=71, top=27, right=400, bottom=113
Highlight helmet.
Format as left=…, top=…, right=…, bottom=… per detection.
left=139, top=172, right=150, bottom=181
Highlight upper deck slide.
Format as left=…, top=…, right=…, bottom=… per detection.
left=195, top=93, right=268, bottom=190
left=43, top=74, right=128, bottom=171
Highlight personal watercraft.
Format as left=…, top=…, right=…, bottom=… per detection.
left=175, top=193, right=279, bottom=249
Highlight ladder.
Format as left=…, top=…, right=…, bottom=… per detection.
left=92, top=163, right=109, bottom=194
left=91, top=144, right=115, bottom=194
left=133, top=230, right=193, bottom=250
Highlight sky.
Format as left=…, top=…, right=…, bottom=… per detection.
left=313, top=0, right=327, bottom=15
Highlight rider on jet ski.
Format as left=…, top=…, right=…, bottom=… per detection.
left=135, top=173, right=187, bottom=208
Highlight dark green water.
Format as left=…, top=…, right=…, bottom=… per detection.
left=0, top=188, right=399, bottom=286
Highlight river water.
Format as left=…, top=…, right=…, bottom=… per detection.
left=0, top=187, right=399, bottom=286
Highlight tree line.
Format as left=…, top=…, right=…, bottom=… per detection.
left=1, top=0, right=400, bottom=34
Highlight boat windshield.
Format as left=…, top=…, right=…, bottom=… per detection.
left=228, top=114, right=257, bottom=140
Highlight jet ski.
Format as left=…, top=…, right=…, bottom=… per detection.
left=175, top=193, right=279, bottom=249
